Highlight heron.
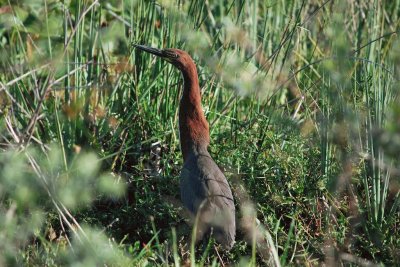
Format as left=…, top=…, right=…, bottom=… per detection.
left=135, top=45, right=236, bottom=250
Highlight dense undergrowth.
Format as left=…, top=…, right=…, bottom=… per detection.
left=0, top=0, right=399, bottom=266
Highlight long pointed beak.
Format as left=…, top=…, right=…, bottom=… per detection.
left=134, top=44, right=164, bottom=57
left=134, top=44, right=178, bottom=61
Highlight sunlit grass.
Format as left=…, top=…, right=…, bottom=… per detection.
left=0, top=0, right=399, bottom=266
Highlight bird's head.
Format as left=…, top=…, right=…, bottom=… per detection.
left=134, top=45, right=194, bottom=71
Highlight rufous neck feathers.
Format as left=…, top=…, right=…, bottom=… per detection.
left=178, top=59, right=210, bottom=161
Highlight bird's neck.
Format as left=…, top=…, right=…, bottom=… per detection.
left=179, top=63, right=210, bottom=162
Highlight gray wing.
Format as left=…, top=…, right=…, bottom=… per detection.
left=197, top=155, right=234, bottom=206
left=180, top=154, right=235, bottom=249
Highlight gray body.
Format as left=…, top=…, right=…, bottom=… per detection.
left=180, top=147, right=235, bottom=249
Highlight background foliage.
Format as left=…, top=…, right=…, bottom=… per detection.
left=0, top=0, right=399, bottom=266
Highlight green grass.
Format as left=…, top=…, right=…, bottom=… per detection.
left=0, top=0, right=399, bottom=266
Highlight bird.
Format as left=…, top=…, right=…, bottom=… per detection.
left=134, top=45, right=236, bottom=250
